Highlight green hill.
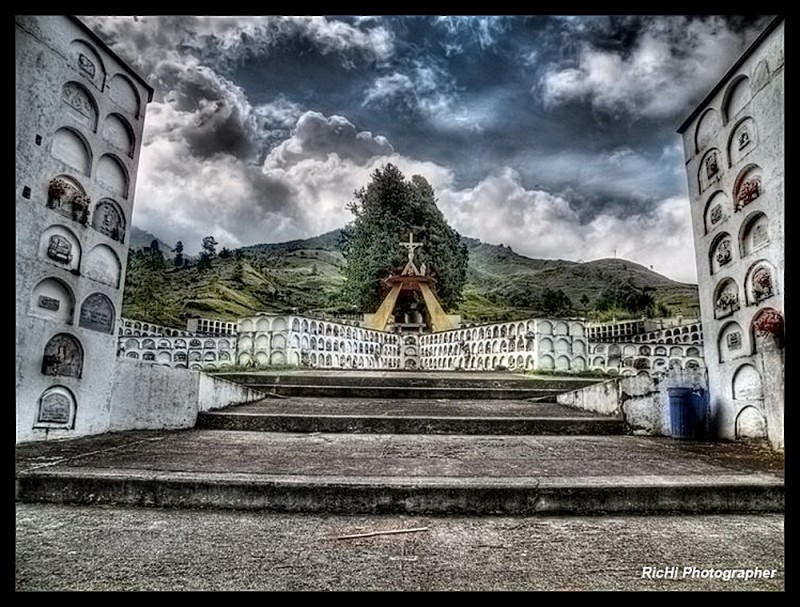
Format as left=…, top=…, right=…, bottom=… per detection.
left=122, top=228, right=699, bottom=328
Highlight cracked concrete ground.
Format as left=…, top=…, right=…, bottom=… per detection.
left=16, top=505, right=784, bottom=591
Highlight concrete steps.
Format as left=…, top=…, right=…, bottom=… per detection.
left=15, top=431, right=783, bottom=515
left=212, top=371, right=600, bottom=400
left=15, top=371, right=784, bottom=515
left=195, top=397, right=626, bottom=435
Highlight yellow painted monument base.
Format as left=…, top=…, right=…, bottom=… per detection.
left=365, top=275, right=453, bottom=332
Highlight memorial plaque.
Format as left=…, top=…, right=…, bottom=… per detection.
left=62, top=82, right=95, bottom=129
left=79, top=53, right=96, bottom=78
left=710, top=204, right=723, bottom=225
left=92, top=200, right=124, bottom=241
left=41, top=334, right=82, bottom=378
left=79, top=293, right=114, bottom=334
left=727, top=332, right=742, bottom=350
left=47, top=234, right=73, bottom=263
left=37, top=390, right=74, bottom=425
left=38, top=295, right=61, bottom=311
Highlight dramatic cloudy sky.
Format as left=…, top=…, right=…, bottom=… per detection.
left=83, top=15, right=772, bottom=283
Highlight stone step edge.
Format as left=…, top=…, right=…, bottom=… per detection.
left=16, top=469, right=784, bottom=515
left=252, top=386, right=568, bottom=399
left=195, top=412, right=625, bottom=435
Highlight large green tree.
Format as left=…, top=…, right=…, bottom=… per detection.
left=339, top=163, right=468, bottom=312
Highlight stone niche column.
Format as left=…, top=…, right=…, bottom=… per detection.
left=756, top=334, right=784, bottom=451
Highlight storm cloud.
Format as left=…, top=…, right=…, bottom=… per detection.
left=82, top=15, right=774, bottom=281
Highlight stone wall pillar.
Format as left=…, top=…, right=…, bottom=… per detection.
left=757, top=335, right=784, bottom=450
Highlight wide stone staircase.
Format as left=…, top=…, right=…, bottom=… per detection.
left=15, top=371, right=784, bottom=515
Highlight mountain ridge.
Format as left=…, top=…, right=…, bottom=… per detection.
left=122, top=225, right=699, bottom=328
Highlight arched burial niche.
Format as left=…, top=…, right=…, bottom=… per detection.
left=46, top=175, right=90, bottom=225
left=41, top=333, right=83, bottom=378
left=30, top=278, right=75, bottom=324
left=62, top=82, right=98, bottom=132
left=728, top=117, right=757, bottom=167
left=51, top=128, right=91, bottom=176
left=751, top=59, right=770, bottom=92
left=733, top=165, right=763, bottom=212
left=102, top=114, right=134, bottom=157
left=718, top=321, right=747, bottom=364
left=698, top=148, right=722, bottom=193
left=38, top=225, right=81, bottom=273
left=109, top=74, right=141, bottom=118
left=34, top=385, right=77, bottom=429
left=713, top=278, right=740, bottom=320
left=732, top=363, right=764, bottom=401
left=722, top=75, right=750, bottom=124
left=709, top=232, right=733, bottom=274
left=751, top=307, right=784, bottom=352
left=739, top=212, right=769, bottom=258
left=96, top=154, right=129, bottom=198
left=745, top=261, right=777, bottom=305
left=84, top=244, right=121, bottom=288
left=703, top=191, right=729, bottom=234
left=92, top=199, right=126, bottom=242
left=694, top=107, right=721, bottom=154
left=79, top=293, right=115, bottom=334
left=68, top=39, right=106, bottom=90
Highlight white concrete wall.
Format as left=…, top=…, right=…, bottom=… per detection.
left=556, top=380, right=620, bottom=416
left=553, top=369, right=709, bottom=437
left=198, top=373, right=266, bottom=412
left=108, top=360, right=266, bottom=431
left=108, top=359, right=199, bottom=431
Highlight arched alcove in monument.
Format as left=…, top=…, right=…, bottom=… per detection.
left=744, top=260, right=777, bottom=305
left=694, top=107, right=721, bottom=153
left=732, top=363, right=764, bottom=401
left=96, top=154, right=129, bottom=199
left=68, top=39, right=106, bottom=91
left=62, top=82, right=98, bottom=132
left=38, top=225, right=81, bottom=273
left=722, top=75, right=750, bottom=124
left=735, top=405, right=767, bottom=439
left=78, top=292, right=115, bottom=334
left=698, top=148, right=723, bottom=194
left=84, top=244, right=121, bottom=288
left=102, top=114, right=135, bottom=157
left=713, top=277, right=741, bottom=320
left=51, top=128, right=92, bottom=176
left=728, top=117, right=757, bottom=167
left=733, top=165, right=763, bottom=212
left=30, top=278, right=75, bottom=324
left=34, top=385, right=77, bottom=429
left=109, top=73, right=141, bottom=118
left=41, top=333, right=83, bottom=378
left=739, top=211, right=769, bottom=258
left=91, top=198, right=126, bottom=243
left=703, top=191, right=729, bottom=235
left=718, top=321, right=747, bottom=364
left=709, top=232, right=734, bottom=274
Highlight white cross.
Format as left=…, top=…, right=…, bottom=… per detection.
left=400, top=232, right=422, bottom=275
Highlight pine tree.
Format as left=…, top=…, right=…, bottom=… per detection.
left=340, top=163, right=468, bottom=312
left=172, top=241, right=184, bottom=268
left=198, top=236, right=218, bottom=270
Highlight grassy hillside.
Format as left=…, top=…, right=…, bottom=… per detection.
left=122, top=228, right=699, bottom=328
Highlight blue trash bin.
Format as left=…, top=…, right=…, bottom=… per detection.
left=668, top=387, right=695, bottom=439
left=690, top=388, right=708, bottom=439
